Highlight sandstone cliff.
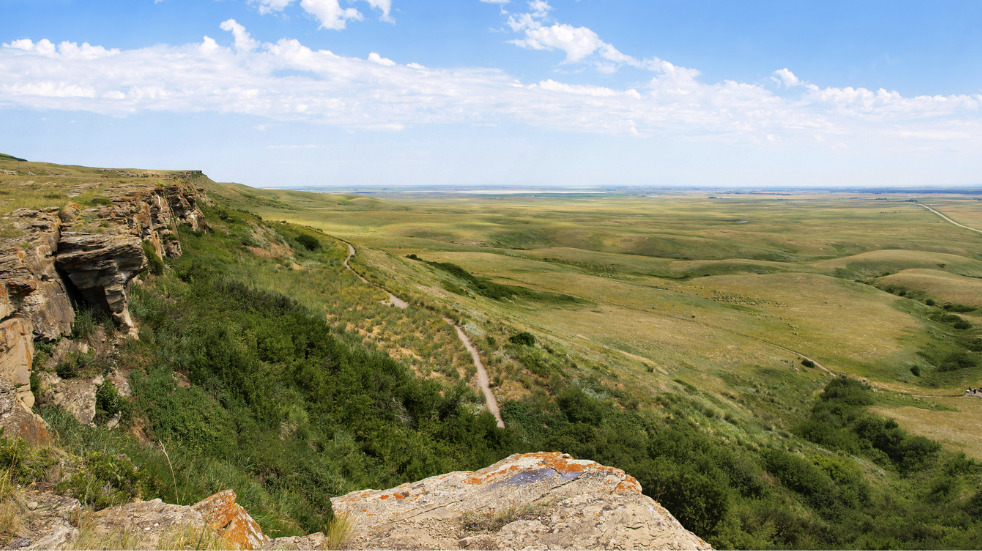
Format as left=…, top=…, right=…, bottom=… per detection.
left=0, top=179, right=206, bottom=442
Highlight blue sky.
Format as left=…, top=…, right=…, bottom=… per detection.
left=2, top=0, right=981, bottom=188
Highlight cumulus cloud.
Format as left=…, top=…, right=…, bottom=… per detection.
left=773, top=68, right=801, bottom=88
left=0, top=22, right=979, bottom=151
left=250, top=0, right=393, bottom=28
left=220, top=19, right=258, bottom=52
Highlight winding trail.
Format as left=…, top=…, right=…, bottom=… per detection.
left=341, top=240, right=504, bottom=428
left=916, top=202, right=982, bottom=235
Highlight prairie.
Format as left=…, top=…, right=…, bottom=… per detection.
left=239, top=188, right=982, bottom=454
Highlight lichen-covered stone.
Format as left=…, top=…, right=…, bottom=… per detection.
left=192, top=490, right=268, bottom=550
left=331, top=452, right=712, bottom=550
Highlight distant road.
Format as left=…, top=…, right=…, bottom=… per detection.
left=916, top=203, right=982, bottom=235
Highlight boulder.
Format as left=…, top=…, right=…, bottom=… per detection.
left=192, top=490, right=268, bottom=550
left=331, top=452, right=712, bottom=550
left=0, top=209, right=74, bottom=340
left=0, top=379, right=49, bottom=445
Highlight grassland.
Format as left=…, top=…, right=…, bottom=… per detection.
left=5, top=153, right=982, bottom=548
left=234, top=188, right=982, bottom=454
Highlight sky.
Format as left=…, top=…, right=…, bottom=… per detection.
left=1, top=0, right=981, bottom=189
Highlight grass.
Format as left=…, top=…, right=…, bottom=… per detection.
left=226, top=185, right=982, bottom=457
left=0, top=468, right=20, bottom=543
left=71, top=512, right=225, bottom=550
left=326, top=513, right=355, bottom=550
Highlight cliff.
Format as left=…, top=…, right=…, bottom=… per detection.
left=1, top=159, right=708, bottom=550
left=0, top=176, right=206, bottom=442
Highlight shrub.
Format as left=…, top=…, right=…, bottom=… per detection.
left=57, top=451, right=146, bottom=510
left=142, top=240, right=164, bottom=276
left=95, top=380, right=122, bottom=424
left=0, top=432, right=57, bottom=484
left=55, top=351, right=93, bottom=379
left=910, top=365, right=921, bottom=377
left=925, top=298, right=936, bottom=306
left=509, top=332, right=536, bottom=346
left=295, top=233, right=321, bottom=251
left=801, top=359, right=815, bottom=368
left=70, top=308, right=97, bottom=339
left=938, top=351, right=974, bottom=372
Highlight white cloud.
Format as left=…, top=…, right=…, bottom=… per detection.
left=220, top=19, right=258, bottom=52
left=0, top=21, right=979, bottom=154
left=365, top=0, right=394, bottom=22
left=773, top=68, right=800, bottom=88
left=480, top=0, right=510, bottom=4
left=252, top=0, right=295, bottom=14
left=299, top=0, right=362, bottom=30
left=251, top=0, right=393, bottom=27
left=367, top=52, right=395, bottom=66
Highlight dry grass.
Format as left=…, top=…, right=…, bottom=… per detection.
left=877, top=269, right=982, bottom=311
left=71, top=512, right=225, bottom=550
left=872, top=397, right=982, bottom=460
left=0, top=468, right=22, bottom=542
left=327, top=512, right=355, bottom=550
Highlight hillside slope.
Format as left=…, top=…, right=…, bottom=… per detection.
left=2, top=155, right=982, bottom=549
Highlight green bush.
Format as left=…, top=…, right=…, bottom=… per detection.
left=295, top=233, right=320, bottom=251
left=0, top=432, right=57, bottom=484
left=801, top=358, right=815, bottom=368
left=142, top=240, right=164, bottom=276
left=95, top=380, right=122, bottom=424
left=55, top=350, right=93, bottom=379
left=70, top=308, right=97, bottom=339
left=57, top=451, right=146, bottom=510
left=938, top=351, right=975, bottom=372
left=509, top=332, right=536, bottom=346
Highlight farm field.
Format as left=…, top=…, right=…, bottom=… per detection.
left=239, top=187, right=982, bottom=455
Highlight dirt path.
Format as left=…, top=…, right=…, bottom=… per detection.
left=344, top=242, right=408, bottom=308
left=447, top=318, right=505, bottom=428
left=340, top=240, right=503, bottom=427
left=916, top=202, right=982, bottom=235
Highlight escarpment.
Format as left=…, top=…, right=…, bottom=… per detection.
left=0, top=180, right=206, bottom=441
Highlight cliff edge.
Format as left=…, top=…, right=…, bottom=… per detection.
left=330, top=452, right=712, bottom=550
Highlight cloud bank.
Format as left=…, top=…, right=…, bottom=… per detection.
left=0, top=16, right=979, bottom=153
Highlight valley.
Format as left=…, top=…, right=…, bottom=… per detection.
left=2, top=155, right=982, bottom=549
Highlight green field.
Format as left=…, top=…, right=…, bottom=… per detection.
left=235, top=189, right=982, bottom=447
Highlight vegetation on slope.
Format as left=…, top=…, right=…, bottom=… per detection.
left=4, top=157, right=982, bottom=549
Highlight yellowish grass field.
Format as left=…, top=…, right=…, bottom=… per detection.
left=872, top=396, right=982, bottom=460
left=877, top=269, right=982, bottom=311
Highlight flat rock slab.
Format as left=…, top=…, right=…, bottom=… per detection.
left=332, top=452, right=712, bottom=550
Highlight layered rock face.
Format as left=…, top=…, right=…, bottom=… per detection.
left=0, top=182, right=205, bottom=438
left=332, top=452, right=712, bottom=550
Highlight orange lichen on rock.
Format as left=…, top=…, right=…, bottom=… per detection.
left=192, top=490, right=267, bottom=550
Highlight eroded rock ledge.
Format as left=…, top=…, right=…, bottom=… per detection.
left=0, top=183, right=206, bottom=441
left=3, top=453, right=710, bottom=551
left=331, top=451, right=712, bottom=550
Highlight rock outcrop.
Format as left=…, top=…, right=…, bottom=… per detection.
left=331, top=452, right=712, bottom=550
left=0, top=181, right=206, bottom=429
left=6, top=489, right=266, bottom=551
